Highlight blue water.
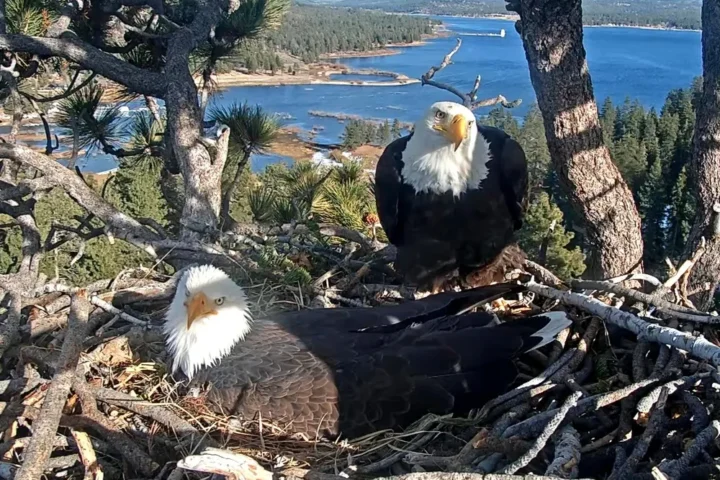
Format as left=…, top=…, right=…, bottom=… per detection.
left=218, top=17, right=701, bottom=148
left=21, top=17, right=704, bottom=173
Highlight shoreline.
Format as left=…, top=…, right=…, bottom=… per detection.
left=449, top=13, right=700, bottom=33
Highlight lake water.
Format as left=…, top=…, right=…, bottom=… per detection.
left=22, top=17, right=705, bottom=173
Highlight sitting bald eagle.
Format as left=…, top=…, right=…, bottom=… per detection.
left=164, top=265, right=571, bottom=441
left=374, top=101, right=529, bottom=292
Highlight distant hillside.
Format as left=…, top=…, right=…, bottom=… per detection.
left=224, top=5, right=439, bottom=72
left=300, top=0, right=703, bottom=30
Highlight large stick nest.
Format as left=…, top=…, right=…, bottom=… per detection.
left=1, top=224, right=719, bottom=480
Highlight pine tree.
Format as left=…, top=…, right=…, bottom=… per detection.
left=667, top=166, right=696, bottom=260
left=642, top=109, right=660, bottom=168
left=516, top=192, right=586, bottom=280
left=637, top=157, right=666, bottom=270
left=517, top=105, right=550, bottom=191
left=613, top=134, right=647, bottom=191
left=599, top=97, right=616, bottom=147
left=380, top=120, right=392, bottom=145
left=391, top=119, right=402, bottom=139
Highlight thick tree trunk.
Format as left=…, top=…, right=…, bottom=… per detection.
left=513, top=0, right=644, bottom=278
left=164, top=26, right=227, bottom=240
left=220, top=149, right=252, bottom=229
left=684, top=0, right=720, bottom=310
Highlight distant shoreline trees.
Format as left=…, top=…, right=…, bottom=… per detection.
left=233, top=5, right=438, bottom=71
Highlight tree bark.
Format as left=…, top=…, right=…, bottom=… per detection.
left=162, top=2, right=227, bottom=240
left=68, top=118, right=79, bottom=170
left=220, top=148, right=251, bottom=229
left=684, top=0, right=720, bottom=310
left=513, top=0, right=644, bottom=278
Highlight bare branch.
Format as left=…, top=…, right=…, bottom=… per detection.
left=0, top=176, right=60, bottom=201
left=527, top=281, right=720, bottom=366
left=419, top=37, right=521, bottom=110
left=571, top=279, right=720, bottom=324
left=471, top=95, right=523, bottom=110
left=15, top=291, right=91, bottom=480
left=422, top=38, right=462, bottom=83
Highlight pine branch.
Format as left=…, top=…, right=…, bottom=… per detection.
left=0, top=35, right=165, bottom=97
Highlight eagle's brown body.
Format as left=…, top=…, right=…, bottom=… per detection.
left=184, top=284, right=565, bottom=440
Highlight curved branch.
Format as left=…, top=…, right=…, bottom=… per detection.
left=0, top=34, right=166, bottom=97
left=20, top=72, right=97, bottom=103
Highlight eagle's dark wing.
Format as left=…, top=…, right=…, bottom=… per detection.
left=272, top=282, right=524, bottom=335
left=374, top=134, right=413, bottom=245
left=479, top=125, right=529, bottom=230
left=191, top=311, right=571, bottom=440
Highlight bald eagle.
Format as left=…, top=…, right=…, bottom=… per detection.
left=374, top=101, right=529, bottom=292
left=164, top=265, right=571, bottom=440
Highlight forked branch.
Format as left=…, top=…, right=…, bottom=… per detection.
left=420, top=38, right=522, bottom=110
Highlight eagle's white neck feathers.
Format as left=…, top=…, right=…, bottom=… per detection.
left=402, top=101, right=490, bottom=196
left=163, top=265, right=252, bottom=380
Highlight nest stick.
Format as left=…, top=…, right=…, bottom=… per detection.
left=609, top=387, right=670, bottom=480
left=545, top=425, right=581, bottom=478
left=657, top=420, right=720, bottom=478
left=503, top=377, right=662, bottom=439
left=500, top=391, right=582, bottom=474
left=571, top=279, right=719, bottom=323
left=526, top=281, right=720, bottom=366
left=89, top=385, right=203, bottom=438
left=15, top=291, right=91, bottom=480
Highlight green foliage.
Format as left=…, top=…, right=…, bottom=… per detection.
left=316, top=179, right=372, bottom=231
left=55, top=83, right=125, bottom=153
left=342, top=118, right=400, bottom=149
left=597, top=81, right=700, bottom=268
left=248, top=186, right=277, bottom=223
left=107, top=162, right=169, bottom=225
left=516, top=106, right=550, bottom=191
left=124, top=111, right=165, bottom=171
left=226, top=4, right=436, bottom=69
left=0, top=188, right=156, bottom=286
left=192, top=0, right=291, bottom=75
left=315, top=0, right=702, bottom=30
left=6, top=0, right=54, bottom=36
left=282, top=266, right=312, bottom=286
left=209, top=102, right=280, bottom=154
left=517, top=192, right=586, bottom=280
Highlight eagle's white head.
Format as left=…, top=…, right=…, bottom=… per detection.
left=402, top=101, right=490, bottom=196
left=163, top=264, right=252, bottom=380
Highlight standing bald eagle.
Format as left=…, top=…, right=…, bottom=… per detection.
left=374, top=101, right=529, bottom=292
left=165, top=265, right=571, bottom=441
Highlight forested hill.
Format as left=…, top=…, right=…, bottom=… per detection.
left=303, top=0, right=702, bottom=30
left=235, top=5, right=438, bottom=69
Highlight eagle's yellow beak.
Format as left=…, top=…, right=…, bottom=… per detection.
left=184, top=292, right=217, bottom=329
left=433, top=114, right=468, bottom=151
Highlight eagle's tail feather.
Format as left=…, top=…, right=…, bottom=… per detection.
left=397, top=311, right=573, bottom=414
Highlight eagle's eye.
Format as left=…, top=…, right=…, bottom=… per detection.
left=435, top=110, right=446, bottom=120
left=469, top=120, right=475, bottom=127
left=185, top=289, right=191, bottom=298
left=215, top=297, right=225, bottom=306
